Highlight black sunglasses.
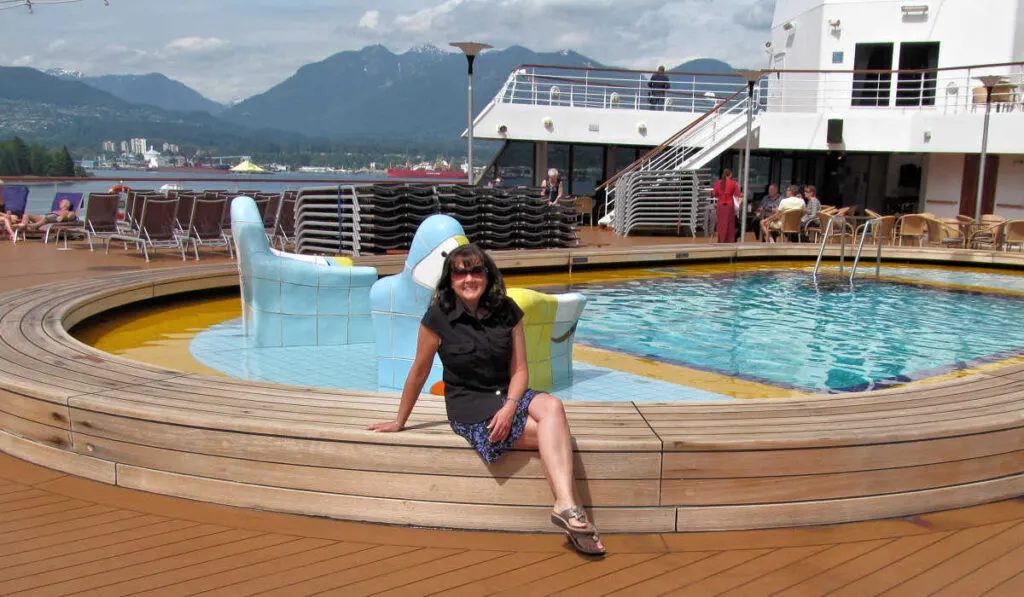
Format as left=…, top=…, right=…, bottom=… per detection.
left=452, top=265, right=486, bottom=277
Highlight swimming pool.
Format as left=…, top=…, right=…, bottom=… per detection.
left=574, top=268, right=1024, bottom=392
left=72, top=262, right=1024, bottom=399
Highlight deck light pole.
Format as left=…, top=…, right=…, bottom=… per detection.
left=735, top=70, right=762, bottom=243
left=973, top=75, right=1003, bottom=220
left=450, top=42, right=492, bottom=185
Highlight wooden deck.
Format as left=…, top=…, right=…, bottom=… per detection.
left=1, top=235, right=1023, bottom=594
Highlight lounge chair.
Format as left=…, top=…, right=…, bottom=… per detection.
left=1, top=185, right=29, bottom=242
left=52, top=193, right=122, bottom=250
left=969, top=214, right=1007, bottom=249
left=183, top=197, right=232, bottom=260
left=173, top=192, right=197, bottom=235
left=104, top=196, right=186, bottom=262
left=27, top=193, right=84, bottom=244
left=274, top=193, right=296, bottom=250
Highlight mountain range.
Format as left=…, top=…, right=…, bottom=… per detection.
left=4, top=45, right=736, bottom=153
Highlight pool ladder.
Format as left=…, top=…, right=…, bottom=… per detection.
left=813, top=216, right=883, bottom=283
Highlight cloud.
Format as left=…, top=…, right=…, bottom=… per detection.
left=161, top=37, right=230, bottom=56
left=358, top=10, right=380, bottom=30
left=734, top=0, right=775, bottom=31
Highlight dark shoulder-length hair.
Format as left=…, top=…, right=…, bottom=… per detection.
left=434, top=243, right=506, bottom=313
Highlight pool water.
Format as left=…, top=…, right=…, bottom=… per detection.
left=72, top=262, right=1024, bottom=399
left=574, top=269, right=1024, bottom=392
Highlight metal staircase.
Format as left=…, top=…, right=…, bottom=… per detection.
left=604, top=85, right=761, bottom=236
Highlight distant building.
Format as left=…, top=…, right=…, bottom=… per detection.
left=120, top=140, right=129, bottom=153
left=130, top=138, right=148, bottom=155
left=161, top=142, right=179, bottom=153
left=102, top=141, right=115, bottom=152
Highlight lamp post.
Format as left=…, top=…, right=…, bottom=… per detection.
left=973, top=75, right=1003, bottom=220
left=735, top=69, right=762, bottom=243
left=450, top=42, right=492, bottom=185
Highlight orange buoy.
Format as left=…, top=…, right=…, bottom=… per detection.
left=429, top=380, right=446, bottom=395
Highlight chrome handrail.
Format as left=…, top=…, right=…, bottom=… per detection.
left=849, top=217, right=883, bottom=283
left=812, top=217, right=836, bottom=276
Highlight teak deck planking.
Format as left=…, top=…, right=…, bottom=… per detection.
left=0, top=239, right=1023, bottom=533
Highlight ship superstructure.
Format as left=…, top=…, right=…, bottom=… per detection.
left=471, top=0, right=1024, bottom=230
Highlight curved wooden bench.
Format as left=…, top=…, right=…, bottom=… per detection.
left=1, top=246, right=1023, bottom=533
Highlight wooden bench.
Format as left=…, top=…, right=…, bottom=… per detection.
left=0, top=246, right=1022, bottom=533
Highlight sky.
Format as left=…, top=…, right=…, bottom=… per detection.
left=0, top=0, right=777, bottom=104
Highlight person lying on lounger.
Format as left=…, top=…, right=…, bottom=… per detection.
left=18, top=199, right=78, bottom=233
left=366, top=243, right=606, bottom=556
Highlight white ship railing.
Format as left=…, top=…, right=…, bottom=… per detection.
left=499, top=64, right=748, bottom=113
left=496, top=62, right=1024, bottom=117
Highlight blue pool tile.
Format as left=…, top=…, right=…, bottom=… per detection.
left=317, top=315, right=350, bottom=345
left=282, top=315, right=318, bottom=346
left=281, top=282, right=317, bottom=315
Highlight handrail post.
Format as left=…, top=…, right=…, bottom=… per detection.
left=584, top=71, right=589, bottom=108
left=839, top=215, right=846, bottom=272
left=813, top=217, right=836, bottom=276
left=876, top=219, right=883, bottom=277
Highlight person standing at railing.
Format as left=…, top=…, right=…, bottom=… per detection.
left=648, top=66, right=670, bottom=110
left=541, top=168, right=565, bottom=204
left=713, top=168, right=741, bottom=243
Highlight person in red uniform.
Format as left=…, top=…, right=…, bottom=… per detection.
left=713, top=168, right=742, bottom=243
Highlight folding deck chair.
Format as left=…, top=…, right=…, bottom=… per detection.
left=105, top=196, right=185, bottom=262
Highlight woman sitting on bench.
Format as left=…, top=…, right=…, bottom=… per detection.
left=367, top=243, right=605, bottom=556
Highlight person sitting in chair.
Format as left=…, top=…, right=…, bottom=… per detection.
left=760, top=185, right=805, bottom=242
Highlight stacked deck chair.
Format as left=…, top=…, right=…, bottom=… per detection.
left=548, top=196, right=582, bottom=247
left=400, top=184, right=442, bottom=252
left=294, top=185, right=368, bottom=255
left=438, top=184, right=484, bottom=247
left=516, top=191, right=555, bottom=249
left=480, top=186, right=520, bottom=250
left=362, top=184, right=414, bottom=253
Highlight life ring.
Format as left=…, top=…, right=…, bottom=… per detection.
left=109, top=184, right=131, bottom=194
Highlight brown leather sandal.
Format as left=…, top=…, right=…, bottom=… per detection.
left=551, top=506, right=605, bottom=556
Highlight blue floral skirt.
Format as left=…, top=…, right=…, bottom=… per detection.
left=450, top=389, right=538, bottom=464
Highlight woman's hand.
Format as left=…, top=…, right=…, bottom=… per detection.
left=366, top=420, right=404, bottom=433
left=487, top=402, right=517, bottom=442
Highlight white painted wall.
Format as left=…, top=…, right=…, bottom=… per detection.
left=922, top=153, right=964, bottom=217
left=772, top=0, right=1020, bottom=70
left=475, top=102, right=698, bottom=147
left=758, top=110, right=1024, bottom=154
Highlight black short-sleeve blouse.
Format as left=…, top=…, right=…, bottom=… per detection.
left=421, top=296, right=524, bottom=423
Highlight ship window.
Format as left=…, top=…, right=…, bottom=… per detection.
left=494, top=141, right=534, bottom=186
left=852, top=43, right=894, bottom=107
left=571, top=145, right=603, bottom=196
left=896, top=42, right=939, bottom=106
